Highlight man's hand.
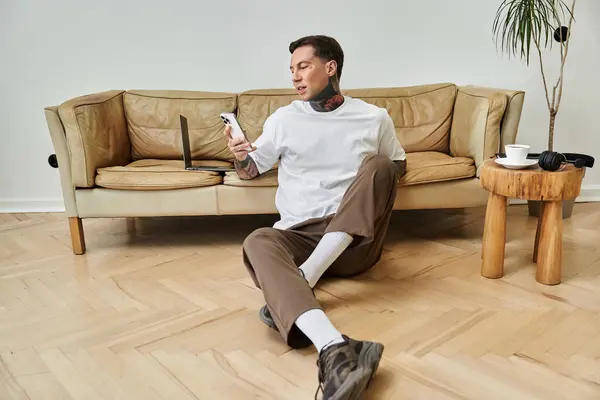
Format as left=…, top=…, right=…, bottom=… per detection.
left=223, top=125, right=260, bottom=180
left=224, top=125, right=256, bottom=161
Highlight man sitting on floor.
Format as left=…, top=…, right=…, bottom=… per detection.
left=224, top=35, right=407, bottom=399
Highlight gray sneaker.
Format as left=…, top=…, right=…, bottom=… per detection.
left=259, top=304, right=277, bottom=329
left=315, top=335, right=384, bottom=400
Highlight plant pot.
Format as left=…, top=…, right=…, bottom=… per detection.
left=527, top=199, right=575, bottom=219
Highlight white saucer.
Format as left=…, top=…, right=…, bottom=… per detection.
left=495, top=158, right=538, bottom=170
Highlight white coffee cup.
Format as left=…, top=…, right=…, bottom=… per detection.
left=505, top=144, right=530, bottom=164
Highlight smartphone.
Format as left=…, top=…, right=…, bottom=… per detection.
left=220, top=112, right=252, bottom=150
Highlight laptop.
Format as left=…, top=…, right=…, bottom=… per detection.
left=179, top=114, right=235, bottom=172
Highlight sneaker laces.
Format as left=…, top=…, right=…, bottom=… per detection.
left=313, top=338, right=343, bottom=399
left=314, top=357, right=327, bottom=399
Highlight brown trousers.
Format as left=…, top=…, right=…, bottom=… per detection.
left=242, top=154, right=402, bottom=348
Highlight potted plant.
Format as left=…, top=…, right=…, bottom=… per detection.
left=492, top=0, right=578, bottom=218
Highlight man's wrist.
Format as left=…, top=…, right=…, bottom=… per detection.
left=234, top=154, right=260, bottom=180
left=236, top=155, right=251, bottom=168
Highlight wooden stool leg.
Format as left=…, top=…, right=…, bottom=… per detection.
left=533, top=201, right=546, bottom=263
left=69, top=217, right=86, bottom=255
left=536, top=201, right=563, bottom=285
left=481, top=192, right=507, bottom=279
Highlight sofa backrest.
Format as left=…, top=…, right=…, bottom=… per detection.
left=236, top=83, right=457, bottom=154
left=345, top=83, right=456, bottom=153
left=236, top=89, right=299, bottom=143
left=123, top=90, right=237, bottom=162
left=119, top=83, right=458, bottom=162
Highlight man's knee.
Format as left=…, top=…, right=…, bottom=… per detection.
left=243, top=227, right=279, bottom=255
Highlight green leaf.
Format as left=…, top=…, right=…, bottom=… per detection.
left=492, top=0, right=575, bottom=65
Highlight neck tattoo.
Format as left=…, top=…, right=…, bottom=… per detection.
left=309, top=77, right=344, bottom=112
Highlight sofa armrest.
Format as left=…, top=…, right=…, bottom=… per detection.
left=57, top=90, right=131, bottom=187
left=450, top=85, right=525, bottom=175
left=44, top=106, right=78, bottom=216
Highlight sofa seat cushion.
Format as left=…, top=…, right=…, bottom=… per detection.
left=222, top=152, right=474, bottom=187
left=223, top=167, right=278, bottom=187
left=399, top=151, right=476, bottom=186
left=95, top=159, right=229, bottom=190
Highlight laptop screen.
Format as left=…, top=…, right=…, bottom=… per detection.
left=180, top=115, right=192, bottom=168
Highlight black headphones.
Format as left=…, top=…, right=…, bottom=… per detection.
left=534, top=151, right=594, bottom=171
left=495, top=151, right=595, bottom=171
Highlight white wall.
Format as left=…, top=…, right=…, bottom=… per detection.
left=1, top=0, right=599, bottom=211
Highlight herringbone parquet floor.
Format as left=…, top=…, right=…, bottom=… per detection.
left=1, top=203, right=599, bottom=400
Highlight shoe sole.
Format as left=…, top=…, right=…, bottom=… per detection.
left=331, top=342, right=384, bottom=400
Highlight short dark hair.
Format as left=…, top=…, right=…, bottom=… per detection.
left=289, top=35, right=344, bottom=80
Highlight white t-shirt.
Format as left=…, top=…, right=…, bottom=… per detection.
left=248, top=96, right=406, bottom=230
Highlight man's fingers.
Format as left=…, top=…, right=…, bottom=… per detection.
left=229, top=137, right=246, bottom=147
left=233, top=143, right=253, bottom=153
left=223, top=124, right=232, bottom=139
left=224, top=126, right=255, bottom=156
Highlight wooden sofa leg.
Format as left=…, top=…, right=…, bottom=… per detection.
left=69, top=217, right=86, bottom=255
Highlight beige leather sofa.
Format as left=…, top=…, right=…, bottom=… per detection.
left=44, top=83, right=525, bottom=254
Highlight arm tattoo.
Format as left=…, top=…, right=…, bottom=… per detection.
left=234, top=156, right=260, bottom=180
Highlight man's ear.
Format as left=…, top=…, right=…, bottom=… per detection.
left=326, top=60, right=337, bottom=77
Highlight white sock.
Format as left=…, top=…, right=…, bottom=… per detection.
left=295, top=309, right=345, bottom=353
left=299, top=232, right=353, bottom=288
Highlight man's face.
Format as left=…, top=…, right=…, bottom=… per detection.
left=290, top=45, right=335, bottom=101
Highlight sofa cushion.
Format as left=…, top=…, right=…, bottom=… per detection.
left=399, top=151, right=475, bottom=186
left=223, top=167, right=279, bottom=187
left=95, top=159, right=229, bottom=190
left=236, top=89, right=298, bottom=143
left=345, top=83, right=457, bottom=154
left=222, top=152, right=474, bottom=187
left=235, top=84, right=457, bottom=154
left=123, top=90, right=237, bottom=162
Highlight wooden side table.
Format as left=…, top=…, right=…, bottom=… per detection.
left=479, top=159, right=585, bottom=285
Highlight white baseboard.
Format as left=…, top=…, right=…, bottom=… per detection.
left=574, top=184, right=600, bottom=202
left=0, top=199, right=65, bottom=213
left=509, top=184, right=600, bottom=205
